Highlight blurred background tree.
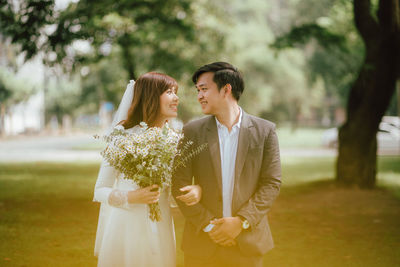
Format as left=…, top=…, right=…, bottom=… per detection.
left=0, top=0, right=361, bottom=128
left=272, top=0, right=365, bottom=127
left=0, top=0, right=225, bottom=123
left=272, top=0, right=400, bottom=188
left=0, top=0, right=399, bottom=188
left=0, top=66, right=36, bottom=135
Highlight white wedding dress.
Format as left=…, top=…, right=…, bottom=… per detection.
left=93, top=129, right=176, bottom=267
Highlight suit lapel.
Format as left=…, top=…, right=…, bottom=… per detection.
left=206, top=117, right=223, bottom=193
left=234, top=112, right=252, bottom=182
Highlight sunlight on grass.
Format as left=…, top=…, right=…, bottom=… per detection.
left=277, top=127, right=327, bottom=148
left=71, top=142, right=106, bottom=151
left=281, top=156, right=335, bottom=186
left=282, top=155, right=400, bottom=197
left=377, top=156, right=400, bottom=199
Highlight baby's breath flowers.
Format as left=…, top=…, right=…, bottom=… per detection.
left=99, top=122, right=183, bottom=221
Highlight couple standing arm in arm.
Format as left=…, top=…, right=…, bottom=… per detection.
left=172, top=62, right=282, bottom=267
left=92, top=62, right=281, bottom=267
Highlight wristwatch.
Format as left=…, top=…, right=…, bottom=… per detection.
left=239, top=216, right=250, bottom=230
left=203, top=223, right=215, bottom=233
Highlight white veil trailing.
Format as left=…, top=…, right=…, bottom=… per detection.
left=107, top=79, right=136, bottom=133
left=94, top=80, right=135, bottom=256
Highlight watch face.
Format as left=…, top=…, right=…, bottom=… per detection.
left=242, top=220, right=250, bottom=229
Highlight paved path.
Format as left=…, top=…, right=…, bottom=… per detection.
left=0, top=134, right=102, bottom=162
left=0, top=133, right=339, bottom=162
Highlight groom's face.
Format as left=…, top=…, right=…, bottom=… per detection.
left=195, top=72, right=224, bottom=115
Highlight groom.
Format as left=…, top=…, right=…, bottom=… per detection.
left=172, top=62, right=281, bottom=267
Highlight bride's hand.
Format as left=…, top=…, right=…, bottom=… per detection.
left=176, top=185, right=202, bottom=206
left=127, top=185, right=160, bottom=204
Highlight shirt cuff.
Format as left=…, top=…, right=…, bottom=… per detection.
left=203, top=223, right=215, bottom=232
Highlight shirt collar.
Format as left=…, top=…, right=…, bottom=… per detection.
left=215, top=107, right=242, bottom=131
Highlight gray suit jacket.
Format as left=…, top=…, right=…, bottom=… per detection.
left=172, top=111, right=281, bottom=258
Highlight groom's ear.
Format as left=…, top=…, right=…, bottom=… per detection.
left=222, top=84, right=232, bottom=97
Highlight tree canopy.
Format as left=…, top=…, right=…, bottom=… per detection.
left=1, top=0, right=398, bottom=166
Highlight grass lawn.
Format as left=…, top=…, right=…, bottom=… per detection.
left=0, top=157, right=399, bottom=266
left=71, top=127, right=328, bottom=151
left=276, top=127, right=328, bottom=149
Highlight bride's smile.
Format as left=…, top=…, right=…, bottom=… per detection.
left=159, top=86, right=179, bottom=120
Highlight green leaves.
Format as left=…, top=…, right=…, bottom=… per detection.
left=0, top=67, right=35, bottom=104
left=272, top=23, right=348, bottom=52
left=0, top=0, right=55, bottom=60
left=270, top=0, right=365, bottom=113
left=0, top=77, right=12, bottom=103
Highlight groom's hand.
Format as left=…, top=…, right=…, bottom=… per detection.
left=208, top=217, right=242, bottom=246
left=176, top=185, right=202, bottom=206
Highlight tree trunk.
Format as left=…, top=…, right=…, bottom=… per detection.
left=290, top=101, right=300, bottom=132
left=119, top=35, right=136, bottom=80
left=397, top=81, right=400, bottom=118
left=0, top=104, right=5, bottom=136
left=337, top=114, right=378, bottom=188
left=336, top=0, right=400, bottom=188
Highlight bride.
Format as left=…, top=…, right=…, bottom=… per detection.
left=93, top=72, right=201, bottom=267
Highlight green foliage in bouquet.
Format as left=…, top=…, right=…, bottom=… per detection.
left=99, top=122, right=206, bottom=221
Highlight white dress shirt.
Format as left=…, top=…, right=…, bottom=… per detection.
left=215, top=108, right=242, bottom=217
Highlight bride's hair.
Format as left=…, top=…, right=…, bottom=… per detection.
left=121, top=72, right=178, bottom=129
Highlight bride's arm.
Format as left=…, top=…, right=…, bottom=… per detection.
left=93, top=160, right=127, bottom=206
left=94, top=160, right=160, bottom=206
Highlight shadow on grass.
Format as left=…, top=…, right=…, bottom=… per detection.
left=281, top=178, right=334, bottom=194
left=265, top=178, right=400, bottom=267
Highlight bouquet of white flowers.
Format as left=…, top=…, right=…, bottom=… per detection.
left=100, top=122, right=183, bottom=221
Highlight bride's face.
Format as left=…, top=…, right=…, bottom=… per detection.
left=159, top=86, right=179, bottom=120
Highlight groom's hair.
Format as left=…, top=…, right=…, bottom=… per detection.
left=192, top=62, right=244, bottom=101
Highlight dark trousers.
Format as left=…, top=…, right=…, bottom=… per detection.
left=184, top=245, right=263, bottom=267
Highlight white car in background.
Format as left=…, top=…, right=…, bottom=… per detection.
left=322, top=116, right=400, bottom=155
